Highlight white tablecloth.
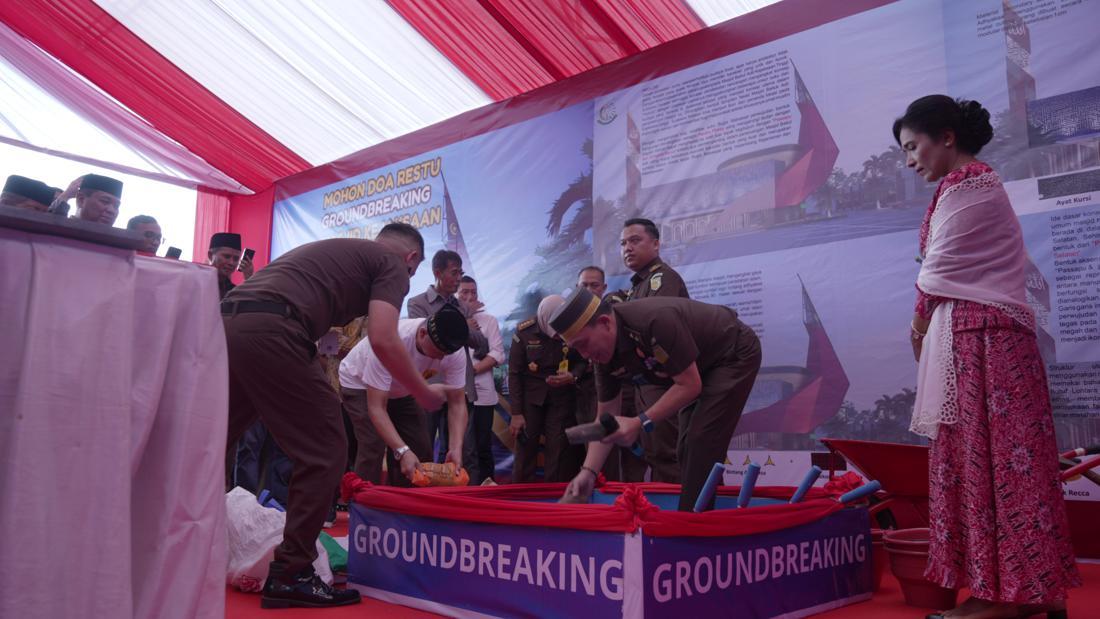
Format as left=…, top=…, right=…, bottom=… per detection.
left=0, top=227, right=228, bottom=619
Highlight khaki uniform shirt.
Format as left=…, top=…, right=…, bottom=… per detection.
left=225, top=238, right=409, bottom=340
left=508, top=318, right=587, bottom=415
left=627, top=258, right=690, bottom=300
left=595, top=297, right=745, bottom=402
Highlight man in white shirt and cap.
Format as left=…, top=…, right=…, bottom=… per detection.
left=340, top=304, right=470, bottom=487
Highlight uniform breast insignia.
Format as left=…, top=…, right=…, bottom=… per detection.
left=651, top=339, right=670, bottom=365
left=650, top=271, right=663, bottom=292
left=558, top=345, right=570, bottom=373
left=528, top=362, right=539, bottom=373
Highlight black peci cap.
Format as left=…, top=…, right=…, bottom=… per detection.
left=80, top=174, right=123, bottom=199
left=3, top=175, right=54, bottom=207
left=426, top=304, right=469, bottom=354
left=549, top=286, right=602, bottom=343
left=209, top=232, right=242, bottom=251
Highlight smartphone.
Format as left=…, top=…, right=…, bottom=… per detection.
left=165, top=246, right=182, bottom=260
left=237, top=248, right=255, bottom=271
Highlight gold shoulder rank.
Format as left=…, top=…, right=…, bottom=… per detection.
left=518, top=318, right=535, bottom=331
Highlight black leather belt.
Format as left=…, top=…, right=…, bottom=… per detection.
left=220, top=300, right=297, bottom=319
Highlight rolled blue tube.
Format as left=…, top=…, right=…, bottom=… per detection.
left=790, top=465, right=822, bottom=504
left=692, top=462, right=726, bottom=513
left=839, top=480, right=882, bottom=504
left=737, top=462, right=761, bottom=508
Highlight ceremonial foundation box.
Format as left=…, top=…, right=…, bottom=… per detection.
left=342, top=479, right=872, bottom=618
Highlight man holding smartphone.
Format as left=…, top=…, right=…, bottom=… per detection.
left=208, top=232, right=254, bottom=298
left=221, top=224, right=447, bottom=609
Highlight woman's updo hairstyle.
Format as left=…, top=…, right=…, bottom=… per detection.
left=892, top=95, right=994, bottom=155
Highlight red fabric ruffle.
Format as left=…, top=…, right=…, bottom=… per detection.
left=822, top=471, right=864, bottom=496
left=342, top=474, right=849, bottom=538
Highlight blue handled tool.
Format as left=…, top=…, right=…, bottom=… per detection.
left=692, top=462, right=726, bottom=513
left=839, top=480, right=882, bottom=504
left=790, top=466, right=822, bottom=504
left=737, top=462, right=761, bottom=508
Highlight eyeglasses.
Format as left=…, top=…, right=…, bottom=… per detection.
left=142, top=231, right=165, bottom=246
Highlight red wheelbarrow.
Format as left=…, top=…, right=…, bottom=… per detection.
left=819, top=438, right=1100, bottom=558
left=819, top=438, right=932, bottom=530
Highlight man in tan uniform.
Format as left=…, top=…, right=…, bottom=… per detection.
left=222, top=223, right=446, bottom=609
left=507, top=298, right=587, bottom=482
left=550, top=287, right=761, bottom=512
left=620, top=218, right=689, bottom=482
left=576, top=267, right=645, bottom=481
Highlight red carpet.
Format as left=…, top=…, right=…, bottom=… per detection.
left=226, top=512, right=1100, bottom=618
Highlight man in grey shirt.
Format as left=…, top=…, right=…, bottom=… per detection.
left=406, top=250, right=487, bottom=480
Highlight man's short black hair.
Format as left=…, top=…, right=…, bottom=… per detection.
left=126, top=214, right=158, bottom=230
left=577, top=265, right=605, bottom=281
left=460, top=275, right=477, bottom=285
left=623, top=217, right=659, bottom=240
left=432, top=249, right=462, bottom=273
left=378, top=222, right=425, bottom=256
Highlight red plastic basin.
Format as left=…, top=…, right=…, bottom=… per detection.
left=885, top=547, right=958, bottom=610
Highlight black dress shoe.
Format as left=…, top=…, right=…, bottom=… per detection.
left=260, top=562, right=361, bottom=609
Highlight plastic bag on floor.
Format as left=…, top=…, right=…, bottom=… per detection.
left=225, top=487, right=333, bottom=592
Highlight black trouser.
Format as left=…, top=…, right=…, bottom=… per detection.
left=224, top=313, right=346, bottom=574
left=675, top=325, right=762, bottom=511
left=429, top=405, right=479, bottom=484
left=470, top=403, right=496, bottom=484
left=342, top=390, right=432, bottom=488
left=638, top=384, right=681, bottom=483
left=514, top=392, right=583, bottom=483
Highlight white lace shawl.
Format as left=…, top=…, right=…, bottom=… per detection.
left=911, top=171, right=1035, bottom=439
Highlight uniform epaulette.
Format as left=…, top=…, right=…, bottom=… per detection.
left=604, top=290, right=628, bottom=305
left=518, top=318, right=536, bottom=330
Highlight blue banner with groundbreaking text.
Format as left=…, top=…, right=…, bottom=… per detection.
left=641, top=508, right=871, bottom=618
left=348, top=503, right=627, bottom=619
left=348, top=502, right=872, bottom=618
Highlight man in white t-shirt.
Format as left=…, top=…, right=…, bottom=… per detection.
left=457, top=276, right=505, bottom=484
left=340, top=305, right=469, bottom=487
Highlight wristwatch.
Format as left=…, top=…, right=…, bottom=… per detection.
left=637, top=412, right=655, bottom=433
left=394, top=445, right=411, bottom=461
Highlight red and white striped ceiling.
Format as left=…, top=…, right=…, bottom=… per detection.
left=0, top=0, right=779, bottom=194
